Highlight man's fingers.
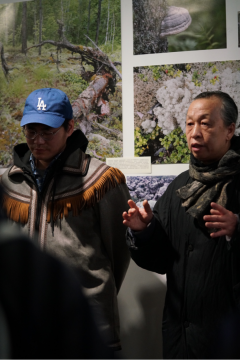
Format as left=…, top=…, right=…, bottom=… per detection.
left=210, top=209, right=221, bottom=215
left=142, top=199, right=152, bottom=214
left=210, top=202, right=227, bottom=214
left=123, top=219, right=131, bottom=227
left=122, top=208, right=137, bottom=220
left=205, top=221, right=224, bottom=229
left=210, top=229, right=226, bottom=238
left=128, top=199, right=139, bottom=210
left=204, top=215, right=222, bottom=222
left=122, top=211, right=131, bottom=221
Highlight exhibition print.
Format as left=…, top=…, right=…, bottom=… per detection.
left=238, top=12, right=240, bottom=47
left=133, top=0, right=226, bottom=55
left=134, top=61, right=240, bottom=164
left=127, top=175, right=176, bottom=209
left=0, top=0, right=122, bottom=167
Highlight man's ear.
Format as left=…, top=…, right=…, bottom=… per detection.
left=67, top=119, right=74, bottom=136
left=226, top=122, right=235, bottom=141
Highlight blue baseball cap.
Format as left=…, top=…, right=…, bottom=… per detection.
left=21, top=88, right=73, bottom=128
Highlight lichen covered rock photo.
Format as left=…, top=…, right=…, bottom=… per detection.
left=134, top=61, right=240, bottom=164
left=127, top=175, right=176, bottom=209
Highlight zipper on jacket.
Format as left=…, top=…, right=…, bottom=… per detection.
left=35, top=192, right=42, bottom=232
left=21, top=167, right=42, bottom=232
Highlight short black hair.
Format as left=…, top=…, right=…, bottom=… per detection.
left=194, top=91, right=238, bottom=127
left=62, top=118, right=72, bottom=131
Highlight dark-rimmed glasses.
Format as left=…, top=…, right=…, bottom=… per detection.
left=22, top=127, right=62, bottom=141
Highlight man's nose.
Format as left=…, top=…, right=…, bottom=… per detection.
left=33, top=133, right=45, bottom=144
left=191, top=124, right=202, bottom=138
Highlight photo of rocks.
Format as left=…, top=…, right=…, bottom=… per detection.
left=133, top=0, right=226, bottom=55
left=127, top=175, right=176, bottom=209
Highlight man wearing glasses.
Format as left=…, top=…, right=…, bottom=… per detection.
left=1, top=88, right=130, bottom=351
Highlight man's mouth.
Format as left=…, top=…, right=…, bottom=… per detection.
left=191, top=143, right=203, bottom=151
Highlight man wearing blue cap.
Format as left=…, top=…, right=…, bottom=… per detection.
left=1, top=88, right=130, bottom=351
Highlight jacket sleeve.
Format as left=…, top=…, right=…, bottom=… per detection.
left=95, top=182, right=131, bottom=293
left=128, top=178, right=181, bottom=275
left=129, top=215, right=178, bottom=275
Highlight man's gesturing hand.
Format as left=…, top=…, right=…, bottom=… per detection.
left=122, top=199, right=153, bottom=231
left=203, top=202, right=238, bottom=238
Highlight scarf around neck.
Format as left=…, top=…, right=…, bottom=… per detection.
left=176, top=136, right=240, bottom=230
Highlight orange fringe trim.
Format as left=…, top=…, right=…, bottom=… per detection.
left=2, top=167, right=125, bottom=225
left=46, top=167, right=125, bottom=222
left=2, top=193, right=29, bottom=224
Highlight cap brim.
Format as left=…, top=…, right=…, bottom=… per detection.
left=21, top=113, right=66, bottom=128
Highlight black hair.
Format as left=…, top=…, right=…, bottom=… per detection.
left=62, top=119, right=72, bottom=131
left=194, top=91, right=238, bottom=127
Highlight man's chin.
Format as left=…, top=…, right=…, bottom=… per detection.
left=191, top=151, right=207, bottom=163
left=32, top=149, right=47, bottom=157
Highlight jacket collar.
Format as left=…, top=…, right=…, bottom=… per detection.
left=10, top=129, right=90, bottom=177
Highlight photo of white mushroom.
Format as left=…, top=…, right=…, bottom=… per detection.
left=134, top=60, right=240, bottom=164
left=133, top=0, right=226, bottom=55
left=127, top=175, right=176, bottom=209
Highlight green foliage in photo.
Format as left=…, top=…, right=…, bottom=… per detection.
left=159, top=128, right=190, bottom=164
left=135, top=125, right=161, bottom=156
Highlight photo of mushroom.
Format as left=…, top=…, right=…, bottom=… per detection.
left=134, top=60, right=240, bottom=164
left=133, top=0, right=226, bottom=55
left=0, top=0, right=122, bottom=167
left=127, top=175, right=176, bottom=209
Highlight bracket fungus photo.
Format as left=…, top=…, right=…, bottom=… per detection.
left=160, top=6, right=192, bottom=38
left=133, top=0, right=226, bottom=55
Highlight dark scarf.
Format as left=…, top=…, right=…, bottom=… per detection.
left=176, top=136, right=240, bottom=231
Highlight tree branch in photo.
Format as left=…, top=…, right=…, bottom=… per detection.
left=25, top=20, right=121, bottom=79
left=0, top=42, right=17, bottom=79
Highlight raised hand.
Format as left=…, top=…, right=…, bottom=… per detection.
left=122, top=199, right=153, bottom=231
left=203, top=202, right=238, bottom=238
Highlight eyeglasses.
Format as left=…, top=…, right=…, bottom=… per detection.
left=22, top=126, right=62, bottom=141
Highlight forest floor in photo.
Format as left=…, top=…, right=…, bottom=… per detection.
left=0, top=44, right=122, bottom=166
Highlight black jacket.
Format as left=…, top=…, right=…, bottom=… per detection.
left=0, top=221, right=111, bottom=359
left=130, top=170, right=240, bottom=359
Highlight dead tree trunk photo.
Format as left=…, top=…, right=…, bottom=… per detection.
left=25, top=20, right=122, bottom=137
left=95, top=0, right=102, bottom=46
left=38, top=0, right=43, bottom=55
left=21, top=2, right=27, bottom=54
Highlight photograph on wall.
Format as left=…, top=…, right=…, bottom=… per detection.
left=127, top=175, right=176, bottom=209
left=134, top=60, right=240, bottom=164
left=133, top=0, right=226, bottom=55
left=238, top=12, right=240, bottom=47
left=0, top=0, right=122, bottom=167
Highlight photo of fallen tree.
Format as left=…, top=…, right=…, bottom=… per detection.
left=0, top=0, right=122, bottom=166
left=133, top=0, right=226, bottom=55
left=134, top=60, right=240, bottom=164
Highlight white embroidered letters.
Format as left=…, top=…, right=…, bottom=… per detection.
left=37, top=97, right=47, bottom=111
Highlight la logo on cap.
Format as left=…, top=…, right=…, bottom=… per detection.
left=37, top=97, right=47, bottom=111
